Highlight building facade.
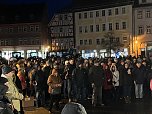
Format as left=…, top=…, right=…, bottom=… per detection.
left=133, top=0, right=152, bottom=58
left=0, top=4, right=48, bottom=59
left=75, top=2, right=133, bottom=58
left=48, top=12, right=74, bottom=56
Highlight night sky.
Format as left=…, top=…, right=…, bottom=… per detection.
left=0, top=0, right=72, bottom=19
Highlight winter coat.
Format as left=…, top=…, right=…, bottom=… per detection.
left=132, top=65, right=146, bottom=84
left=72, top=67, right=88, bottom=88
left=47, top=74, right=62, bottom=95
left=89, top=66, right=105, bottom=87
left=122, top=68, right=133, bottom=86
left=1, top=74, right=24, bottom=102
left=103, top=69, right=113, bottom=90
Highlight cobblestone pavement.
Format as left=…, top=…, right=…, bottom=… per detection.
left=24, top=97, right=152, bottom=114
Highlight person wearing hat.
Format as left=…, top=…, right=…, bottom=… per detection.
left=1, top=65, right=24, bottom=113
left=0, top=77, right=14, bottom=114
left=61, top=101, right=87, bottom=114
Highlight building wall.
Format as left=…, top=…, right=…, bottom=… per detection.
left=134, top=5, right=152, bottom=57
left=48, top=12, right=74, bottom=53
left=75, top=4, right=133, bottom=57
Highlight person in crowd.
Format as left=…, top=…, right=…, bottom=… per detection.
left=110, top=64, right=119, bottom=103
left=43, top=60, right=52, bottom=103
left=89, top=60, right=105, bottom=107
left=17, top=69, right=27, bottom=96
left=63, top=59, right=75, bottom=101
left=61, top=100, right=87, bottom=114
left=72, top=61, right=87, bottom=103
left=133, top=60, right=146, bottom=100
left=25, top=61, right=32, bottom=96
left=0, top=76, right=14, bottom=114
left=118, top=60, right=125, bottom=100
left=47, top=68, right=62, bottom=113
left=32, top=64, right=45, bottom=108
left=122, top=63, right=133, bottom=103
left=1, top=65, right=24, bottom=114
left=103, top=63, right=113, bottom=105
left=28, top=67, right=37, bottom=97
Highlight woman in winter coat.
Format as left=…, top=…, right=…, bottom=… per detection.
left=110, top=65, right=119, bottom=102
left=47, top=68, right=62, bottom=113
left=122, top=63, right=133, bottom=103
left=103, top=64, right=113, bottom=105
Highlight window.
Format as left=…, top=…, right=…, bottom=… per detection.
left=64, top=15, right=68, bottom=20
left=137, top=11, right=143, bottom=19
left=115, top=23, right=119, bottom=30
left=146, top=10, right=151, bottom=18
left=109, top=23, right=112, bottom=31
left=84, top=26, right=88, bottom=33
left=116, top=37, right=120, bottom=42
left=89, top=39, right=92, bottom=45
left=79, top=26, right=82, bottom=33
left=146, top=26, right=151, bottom=34
left=102, top=24, right=106, bottom=31
left=30, top=25, right=34, bottom=32
left=23, top=26, right=27, bottom=32
left=80, top=40, right=83, bottom=45
left=90, top=12, right=93, bottom=18
left=79, top=13, right=82, bottom=19
left=96, top=11, right=99, bottom=17
left=138, top=26, right=144, bottom=35
left=108, top=9, right=112, bottom=16
left=96, top=25, right=99, bottom=32
left=122, top=7, right=126, bottom=14
left=122, top=22, right=127, bottom=29
left=142, top=0, right=146, bottom=3
left=84, top=12, right=87, bottom=19
left=123, top=37, right=127, bottom=43
left=60, top=27, right=63, bottom=32
left=90, top=25, right=93, bottom=32
left=115, top=8, right=119, bottom=15
left=59, top=15, right=63, bottom=20
left=35, top=25, right=40, bottom=32
left=18, top=26, right=23, bottom=32
left=84, top=40, right=87, bottom=45
left=0, top=40, right=4, bottom=46
left=96, top=39, right=100, bottom=45
left=9, top=27, right=13, bottom=33
left=102, top=10, right=105, bottom=16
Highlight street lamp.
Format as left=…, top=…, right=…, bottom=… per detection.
left=135, top=40, right=138, bottom=57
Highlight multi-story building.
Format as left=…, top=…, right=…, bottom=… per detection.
left=0, top=4, right=48, bottom=59
left=133, top=0, right=152, bottom=58
left=48, top=12, right=74, bottom=56
left=75, top=1, right=133, bottom=58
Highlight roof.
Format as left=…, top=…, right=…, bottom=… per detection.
left=0, top=3, right=47, bottom=24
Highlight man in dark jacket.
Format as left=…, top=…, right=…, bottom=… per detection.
left=72, top=61, right=87, bottom=102
left=88, top=60, right=105, bottom=106
left=33, top=64, right=45, bottom=107
left=133, top=61, right=146, bottom=99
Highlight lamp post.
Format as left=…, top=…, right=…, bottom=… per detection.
left=135, top=40, right=138, bottom=57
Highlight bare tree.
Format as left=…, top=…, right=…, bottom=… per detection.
left=102, top=31, right=124, bottom=57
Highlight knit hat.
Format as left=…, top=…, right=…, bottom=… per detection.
left=2, top=65, right=13, bottom=75
left=61, top=102, right=87, bottom=114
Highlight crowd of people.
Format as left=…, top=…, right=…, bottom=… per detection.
left=0, top=55, right=152, bottom=114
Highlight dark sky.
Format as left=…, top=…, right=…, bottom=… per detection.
left=0, top=0, right=72, bottom=19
